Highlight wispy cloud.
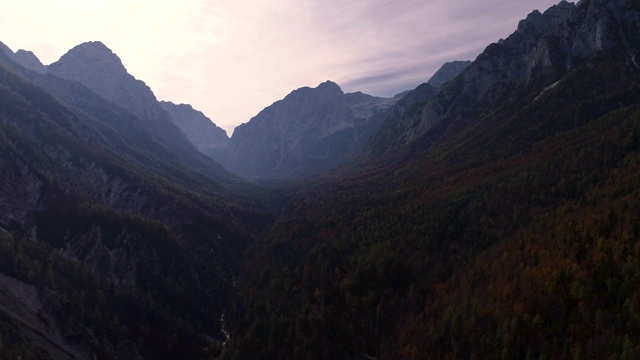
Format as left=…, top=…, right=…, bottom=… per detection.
left=0, top=0, right=563, bottom=134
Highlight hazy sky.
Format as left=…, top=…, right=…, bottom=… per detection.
left=1, top=0, right=562, bottom=135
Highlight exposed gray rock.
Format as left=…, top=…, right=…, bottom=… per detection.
left=373, top=0, right=640, bottom=154
left=48, top=42, right=155, bottom=119
left=220, top=81, right=401, bottom=180
left=0, top=41, right=13, bottom=58
left=61, top=224, right=141, bottom=287
left=46, top=41, right=191, bottom=148
left=427, top=61, right=472, bottom=88
left=0, top=42, right=47, bottom=73
left=366, top=83, right=438, bottom=155
left=0, top=273, right=90, bottom=360
left=13, top=49, right=47, bottom=73
left=160, top=101, right=230, bottom=153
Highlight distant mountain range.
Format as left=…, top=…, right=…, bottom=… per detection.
left=0, top=38, right=266, bottom=359
left=216, top=81, right=403, bottom=181
left=163, top=63, right=467, bottom=181
left=1, top=40, right=471, bottom=183
left=2, top=0, right=640, bottom=358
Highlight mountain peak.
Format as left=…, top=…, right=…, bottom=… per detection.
left=52, top=41, right=127, bottom=76
left=160, top=101, right=230, bottom=153
left=427, top=60, right=472, bottom=88
left=13, top=49, right=46, bottom=73
left=68, top=41, right=114, bottom=56
left=316, top=80, right=344, bottom=95
left=318, top=80, right=340, bottom=88
left=517, top=1, right=575, bottom=35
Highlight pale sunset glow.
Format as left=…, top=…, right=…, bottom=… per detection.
left=1, top=0, right=561, bottom=135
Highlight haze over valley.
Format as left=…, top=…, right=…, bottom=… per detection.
left=1, top=0, right=640, bottom=358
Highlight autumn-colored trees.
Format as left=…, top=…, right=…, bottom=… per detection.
left=223, top=56, right=640, bottom=359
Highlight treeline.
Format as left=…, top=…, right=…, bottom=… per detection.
left=222, top=56, right=640, bottom=358
left=0, top=227, right=224, bottom=360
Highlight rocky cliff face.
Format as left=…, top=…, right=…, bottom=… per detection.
left=220, top=81, right=401, bottom=180
left=426, top=60, right=472, bottom=88
left=12, top=50, right=47, bottom=73
left=372, top=0, right=640, bottom=154
left=160, top=101, right=230, bottom=154
left=0, top=42, right=265, bottom=358
left=46, top=42, right=195, bottom=152
left=48, top=42, right=160, bottom=122
left=0, top=42, right=47, bottom=73
left=43, top=41, right=244, bottom=186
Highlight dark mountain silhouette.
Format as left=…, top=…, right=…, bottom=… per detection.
left=221, top=1, right=640, bottom=358
left=2, top=0, right=640, bottom=358
left=0, top=43, right=269, bottom=359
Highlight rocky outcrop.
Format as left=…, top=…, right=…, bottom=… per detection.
left=366, top=83, right=438, bottom=155
left=43, top=41, right=243, bottom=186
left=12, top=50, right=47, bottom=73
left=46, top=42, right=196, bottom=154
left=427, top=61, right=472, bottom=88
left=220, top=81, right=401, bottom=180
left=160, top=101, right=230, bottom=154
left=372, top=0, right=640, bottom=154
left=0, top=42, right=47, bottom=73
left=0, top=274, right=90, bottom=360
left=0, top=44, right=263, bottom=358
left=48, top=42, right=160, bottom=122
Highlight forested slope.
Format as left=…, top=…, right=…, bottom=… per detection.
left=222, top=25, right=640, bottom=360
left=0, top=48, right=270, bottom=359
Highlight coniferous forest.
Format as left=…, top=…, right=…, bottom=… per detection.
left=1, top=0, right=640, bottom=359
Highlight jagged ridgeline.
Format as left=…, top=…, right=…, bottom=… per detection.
left=222, top=0, right=640, bottom=359
left=1, top=0, right=640, bottom=358
left=0, top=41, right=270, bottom=359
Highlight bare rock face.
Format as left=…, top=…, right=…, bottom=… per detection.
left=160, top=101, right=230, bottom=153
left=0, top=41, right=12, bottom=58
left=220, top=81, right=400, bottom=180
left=373, top=0, right=640, bottom=153
left=13, top=50, right=47, bottom=73
left=0, top=42, right=47, bottom=73
left=46, top=42, right=190, bottom=148
left=427, top=61, right=472, bottom=89
left=0, top=157, right=42, bottom=233
left=47, top=42, right=156, bottom=120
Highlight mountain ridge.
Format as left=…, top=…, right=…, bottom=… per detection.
left=160, top=100, right=230, bottom=153
left=217, top=80, right=401, bottom=181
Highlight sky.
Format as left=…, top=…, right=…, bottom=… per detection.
left=1, top=0, right=562, bottom=135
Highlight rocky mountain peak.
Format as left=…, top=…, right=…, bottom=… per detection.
left=219, top=81, right=400, bottom=180
left=285, top=80, right=344, bottom=104
left=53, top=41, right=126, bottom=74
left=517, top=1, right=575, bottom=36
left=427, top=60, right=472, bottom=88
left=316, top=80, right=343, bottom=94
left=13, top=50, right=47, bottom=73
left=47, top=41, right=161, bottom=124
left=0, top=42, right=47, bottom=73
left=371, top=0, right=639, bottom=155
left=47, top=41, right=199, bottom=160
left=160, top=101, right=230, bottom=153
